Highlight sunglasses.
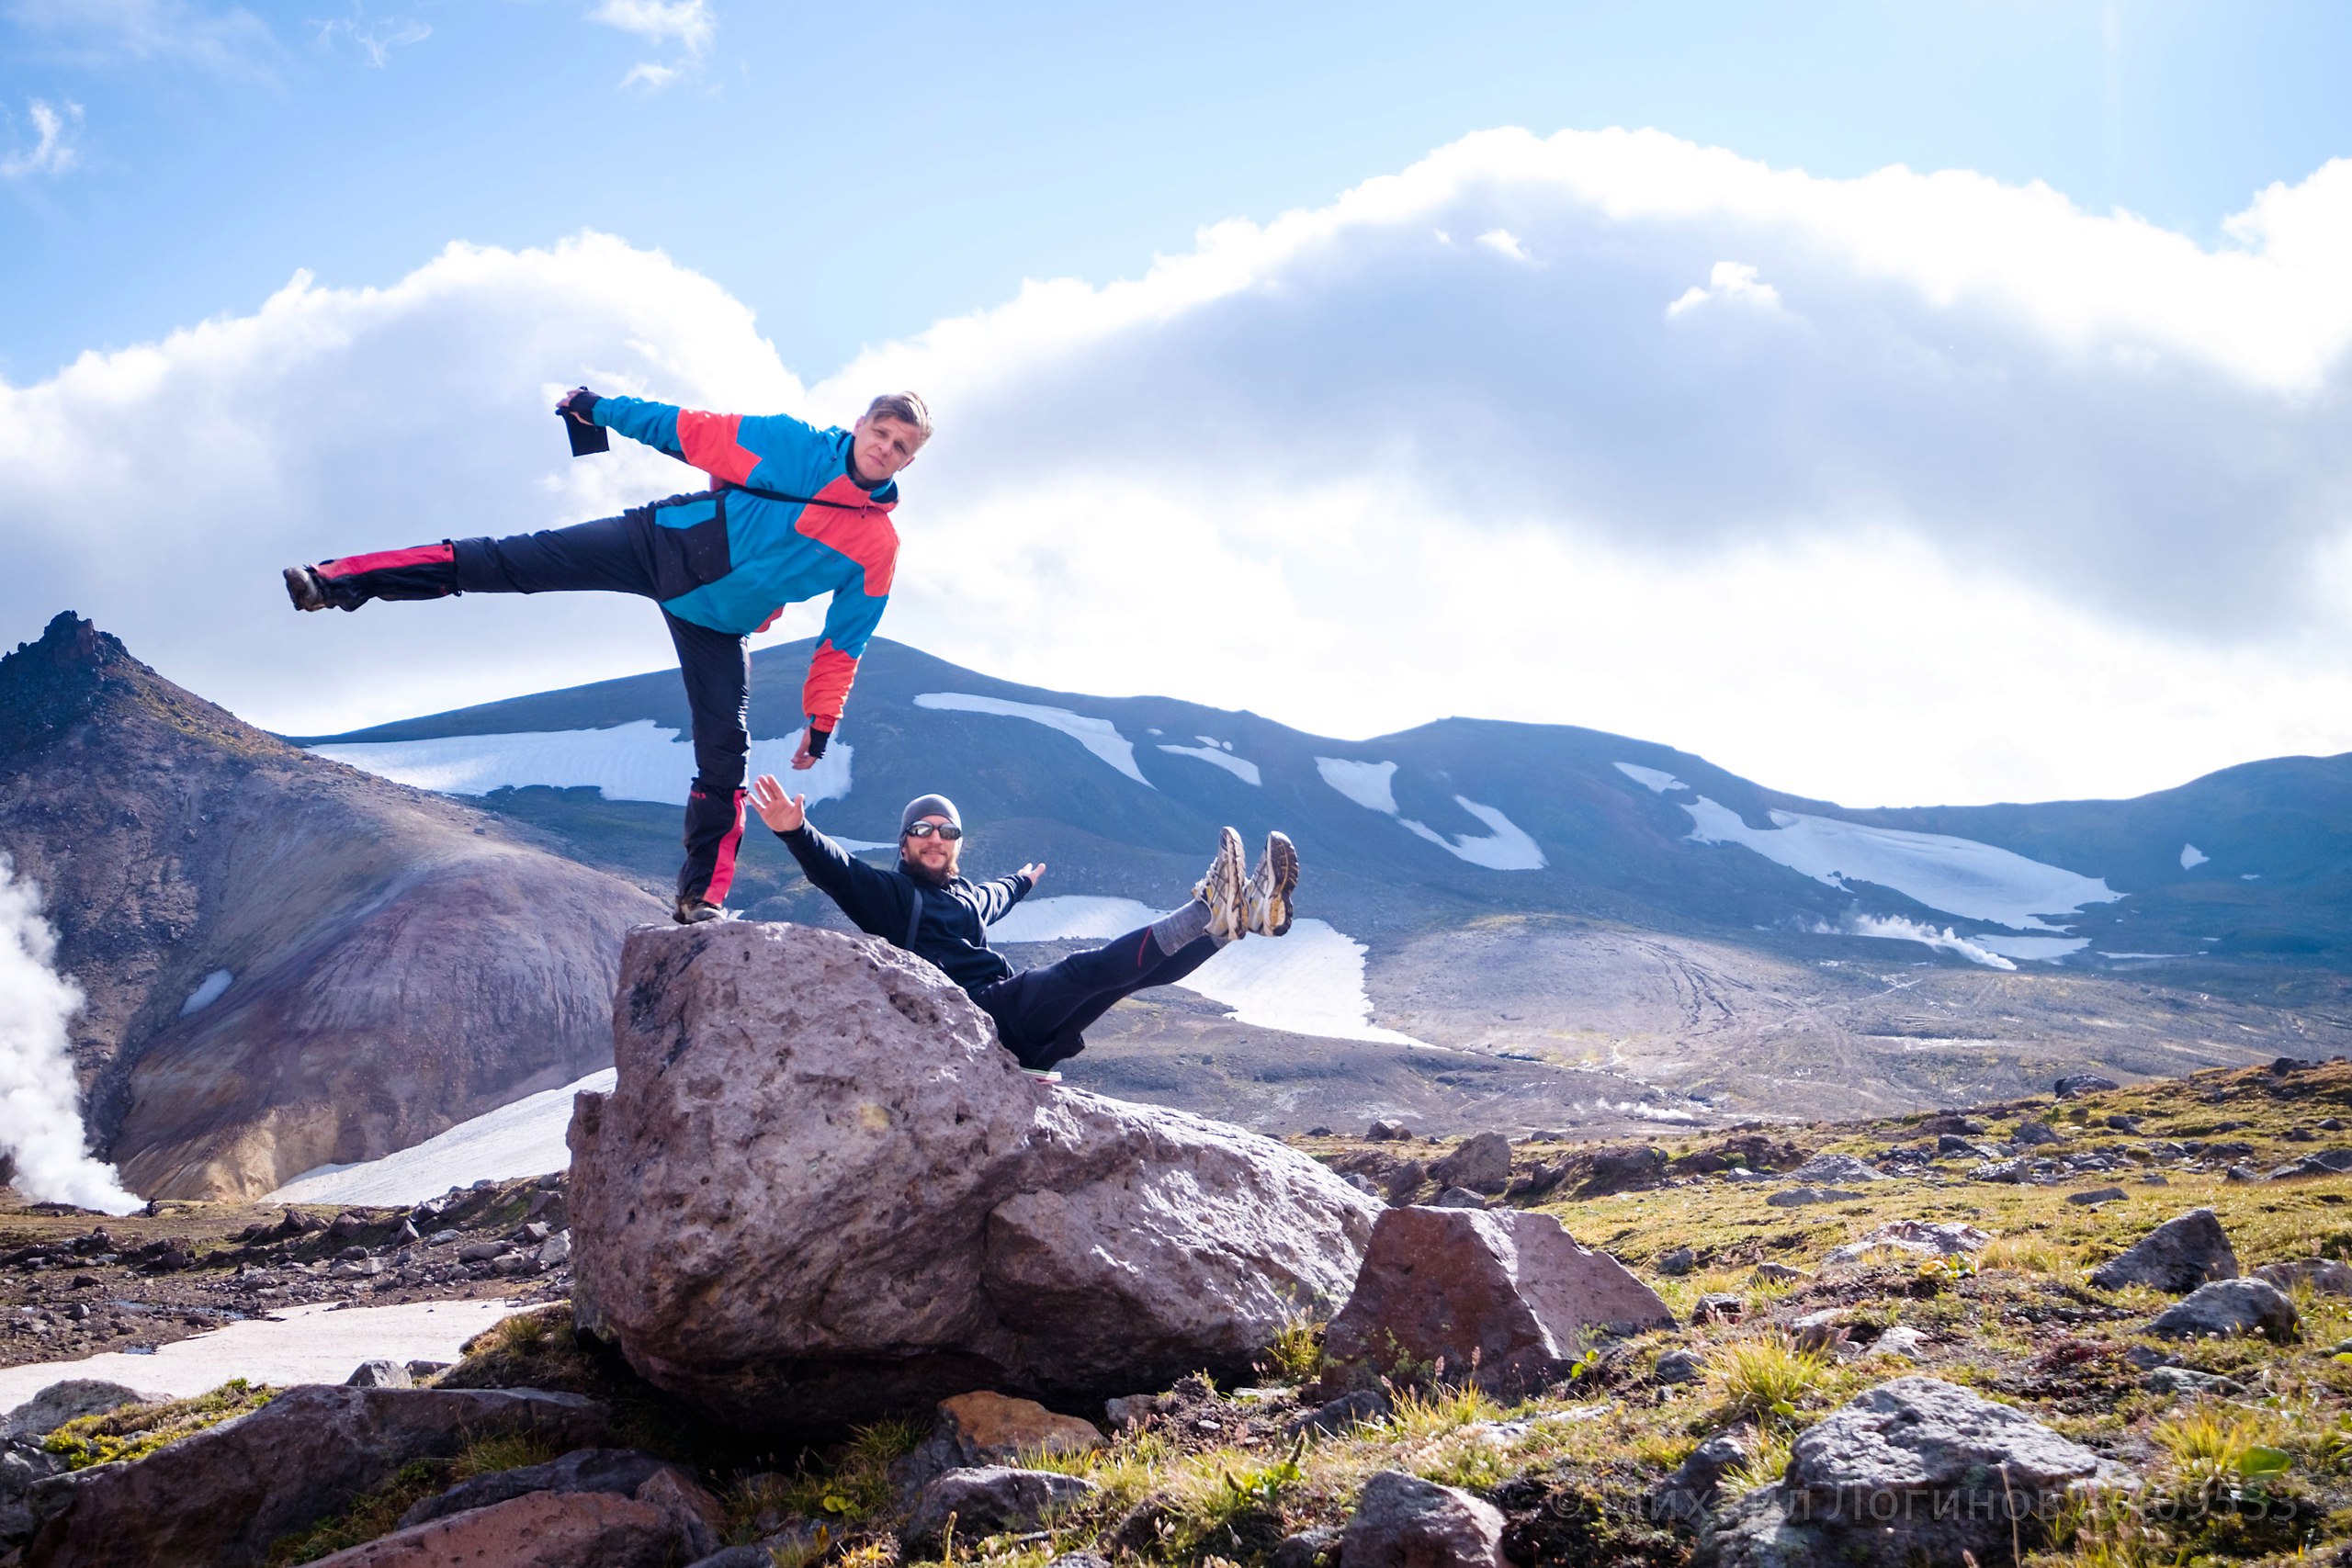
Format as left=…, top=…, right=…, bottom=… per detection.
left=905, top=821, right=963, bottom=840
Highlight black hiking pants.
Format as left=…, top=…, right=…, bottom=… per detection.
left=316, top=511, right=752, bottom=905
left=972, top=925, right=1220, bottom=1071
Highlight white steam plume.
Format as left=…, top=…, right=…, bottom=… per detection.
left=0, top=856, right=142, bottom=1214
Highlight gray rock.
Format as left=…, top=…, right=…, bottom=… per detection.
left=1695, top=1376, right=2127, bottom=1568
left=901, top=1466, right=1098, bottom=1546
left=1751, top=1263, right=1810, bottom=1284
left=1290, top=1389, right=1392, bottom=1438
left=1657, top=1247, right=1697, bottom=1277
left=0, top=1382, right=157, bottom=1442
left=1871, top=1326, right=1928, bottom=1360
left=395, top=1447, right=673, bottom=1529
left=1272, top=1528, right=1340, bottom=1568
left=402, top=1361, right=449, bottom=1382
left=568, top=922, right=1381, bottom=1430
left=1786, top=1153, right=1885, bottom=1185
left=1368, top=1121, right=1413, bottom=1142
left=1652, top=1428, right=1756, bottom=1530
left=455, top=1240, right=506, bottom=1263
left=2145, top=1279, right=2299, bottom=1342
left=344, top=1359, right=413, bottom=1389
left=1339, top=1470, right=1506, bottom=1568
left=1932, top=1134, right=1982, bottom=1156
left=1430, top=1187, right=1488, bottom=1210
left=2088, top=1208, right=2239, bottom=1294
left=2264, top=1149, right=2352, bottom=1179
left=1321, top=1207, right=1673, bottom=1399
left=1822, top=1222, right=1988, bottom=1268
left=1429, top=1134, right=1511, bottom=1195
left=2143, top=1366, right=2248, bottom=1398
left=21, top=1385, right=607, bottom=1567
left=2054, top=1074, right=2120, bottom=1098
left=2255, top=1258, right=2352, bottom=1295
left=536, top=1230, right=572, bottom=1269
left=1382, top=1160, right=1429, bottom=1201
left=2010, top=1120, right=2065, bottom=1146
left=1692, top=1292, right=1744, bottom=1324
left=1766, top=1187, right=1862, bottom=1208
left=2067, top=1187, right=2130, bottom=1206
left=1342, top=1173, right=1381, bottom=1197
left=1048, top=1554, right=1115, bottom=1568
left=1654, top=1348, right=1704, bottom=1384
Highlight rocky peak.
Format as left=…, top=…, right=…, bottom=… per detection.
left=0, top=610, right=292, bottom=764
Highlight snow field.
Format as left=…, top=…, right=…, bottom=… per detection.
left=0, top=1299, right=518, bottom=1421
left=1314, top=759, right=1545, bottom=870
left=269, top=1070, right=616, bottom=1206
left=912, top=694, right=1151, bottom=785
left=310, top=720, right=851, bottom=807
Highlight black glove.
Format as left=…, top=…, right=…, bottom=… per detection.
left=804, top=723, right=831, bottom=760
left=556, top=387, right=601, bottom=424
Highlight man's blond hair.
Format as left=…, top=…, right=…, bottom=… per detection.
left=865, top=391, right=933, bottom=441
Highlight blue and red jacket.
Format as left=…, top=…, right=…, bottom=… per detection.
left=591, top=394, right=899, bottom=728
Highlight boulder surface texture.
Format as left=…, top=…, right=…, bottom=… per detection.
left=1340, top=1470, right=1507, bottom=1568
left=25, top=1385, right=606, bottom=1568
left=2146, top=1278, right=2300, bottom=1341
left=1697, top=1376, right=2125, bottom=1568
left=2088, top=1208, right=2239, bottom=1293
left=1321, top=1206, right=1673, bottom=1398
left=570, top=922, right=1381, bottom=1429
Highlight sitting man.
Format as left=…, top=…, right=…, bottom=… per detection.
left=749, top=773, right=1298, bottom=1075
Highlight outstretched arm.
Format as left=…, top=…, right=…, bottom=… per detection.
left=559, top=389, right=825, bottom=486
left=971, top=863, right=1046, bottom=925
left=751, top=774, right=901, bottom=919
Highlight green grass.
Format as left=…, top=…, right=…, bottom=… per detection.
left=42, top=1380, right=276, bottom=1470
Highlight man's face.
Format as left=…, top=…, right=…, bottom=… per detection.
left=902, top=816, right=960, bottom=883
left=851, top=413, right=926, bottom=486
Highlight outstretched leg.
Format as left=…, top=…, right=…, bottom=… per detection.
left=288, top=513, right=662, bottom=610
left=666, top=612, right=752, bottom=916
left=972, top=904, right=1227, bottom=1071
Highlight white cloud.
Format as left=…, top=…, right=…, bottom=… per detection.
left=6, top=0, right=279, bottom=81
left=590, top=0, right=710, bottom=89
left=0, top=97, right=80, bottom=179
left=1667, top=259, right=1780, bottom=316
left=308, top=8, right=430, bottom=68
left=11, top=129, right=2352, bottom=807
left=1475, top=227, right=1529, bottom=261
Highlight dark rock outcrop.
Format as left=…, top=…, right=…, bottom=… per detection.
left=1339, top=1471, right=1507, bottom=1568
left=22, top=1384, right=607, bottom=1567
left=902, top=1467, right=1098, bottom=1546
left=1429, top=1134, right=1511, bottom=1194
left=568, top=921, right=1381, bottom=1430
left=1319, top=1207, right=1672, bottom=1398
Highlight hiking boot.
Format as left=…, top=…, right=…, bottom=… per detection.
left=673, top=895, right=729, bottom=926
left=1020, top=1067, right=1063, bottom=1084
left=1193, top=826, right=1249, bottom=942
left=283, top=565, right=331, bottom=612
left=1243, top=830, right=1299, bottom=937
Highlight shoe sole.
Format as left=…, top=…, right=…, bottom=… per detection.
left=673, top=904, right=729, bottom=926
left=283, top=566, right=325, bottom=612
left=1212, top=827, right=1248, bottom=942
left=1256, top=830, right=1299, bottom=936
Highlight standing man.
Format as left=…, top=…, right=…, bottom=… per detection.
left=283, top=388, right=930, bottom=925
left=749, top=775, right=1299, bottom=1076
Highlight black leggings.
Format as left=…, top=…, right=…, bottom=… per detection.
left=321, top=512, right=752, bottom=903
left=972, top=927, right=1220, bottom=1070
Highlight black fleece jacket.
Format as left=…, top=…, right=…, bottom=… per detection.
left=776, top=821, right=1035, bottom=991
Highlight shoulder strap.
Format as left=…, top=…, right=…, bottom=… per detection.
left=725, top=479, right=867, bottom=512
left=903, top=880, right=924, bottom=950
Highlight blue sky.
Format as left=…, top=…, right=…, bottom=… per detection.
left=6, top=1, right=2350, bottom=383
left=7, top=2, right=2352, bottom=808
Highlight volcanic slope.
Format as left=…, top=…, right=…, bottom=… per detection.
left=288, top=637, right=2352, bottom=1130
left=0, top=613, right=665, bottom=1201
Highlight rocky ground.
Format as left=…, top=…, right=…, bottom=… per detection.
left=20, top=1055, right=2352, bottom=1563
left=0, top=1179, right=571, bottom=1370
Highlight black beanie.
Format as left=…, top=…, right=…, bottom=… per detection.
left=899, top=794, right=962, bottom=837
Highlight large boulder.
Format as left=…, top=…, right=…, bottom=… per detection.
left=2087, top=1209, right=2238, bottom=1293
left=1340, top=1471, right=1506, bottom=1568
left=1429, top=1134, right=1511, bottom=1194
left=23, top=1385, right=606, bottom=1568
left=2145, top=1279, right=2299, bottom=1342
left=1696, top=1377, right=2129, bottom=1568
left=568, top=922, right=1381, bottom=1430
left=1320, top=1207, right=1673, bottom=1399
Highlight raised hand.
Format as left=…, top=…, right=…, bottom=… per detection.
left=555, top=387, right=599, bottom=425
left=749, top=773, right=806, bottom=832
left=1018, top=863, right=1046, bottom=887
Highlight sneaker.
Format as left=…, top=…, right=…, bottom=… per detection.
left=283, top=565, right=330, bottom=612
left=1192, top=826, right=1249, bottom=942
left=1020, top=1067, right=1063, bottom=1084
left=673, top=896, right=729, bottom=926
left=1243, top=830, right=1299, bottom=936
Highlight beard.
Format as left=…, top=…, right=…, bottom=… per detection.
left=902, top=850, right=958, bottom=887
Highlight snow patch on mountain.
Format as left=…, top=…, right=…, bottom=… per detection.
left=1973, top=934, right=2092, bottom=962
left=1614, top=761, right=1689, bottom=794
left=1402, top=798, right=1548, bottom=871
left=179, top=969, right=232, bottom=1015
left=1316, top=757, right=1399, bottom=812
left=310, top=720, right=851, bottom=807
left=913, top=693, right=1151, bottom=785
left=0, top=1299, right=517, bottom=1418
left=268, top=1069, right=616, bottom=1206
left=2181, top=843, right=2210, bottom=869
left=1316, top=760, right=1544, bottom=869
left=1680, top=796, right=2121, bottom=931
left=1157, top=742, right=1261, bottom=785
